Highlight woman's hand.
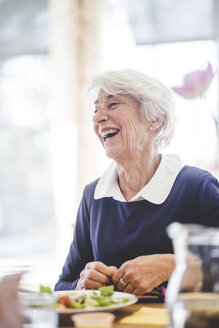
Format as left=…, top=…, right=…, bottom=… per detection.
left=76, top=262, right=118, bottom=290
left=112, top=254, right=175, bottom=296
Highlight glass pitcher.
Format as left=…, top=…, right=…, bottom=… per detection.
left=166, top=222, right=219, bottom=328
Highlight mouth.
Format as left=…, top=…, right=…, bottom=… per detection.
left=101, top=128, right=120, bottom=142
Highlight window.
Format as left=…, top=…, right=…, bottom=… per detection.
left=102, top=1, right=219, bottom=174
left=0, top=55, right=55, bottom=258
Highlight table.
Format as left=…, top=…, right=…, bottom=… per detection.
left=59, top=303, right=167, bottom=328
left=19, top=283, right=168, bottom=327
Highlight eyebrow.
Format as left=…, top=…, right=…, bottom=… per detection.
left=94, top=94, right=114, bottom=105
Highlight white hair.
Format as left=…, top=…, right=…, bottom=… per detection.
left=88, top=69, right=176, bottom=149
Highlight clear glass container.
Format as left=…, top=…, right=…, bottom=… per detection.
left=72, top=312, right=115, bottom=328
left=166, top=222, right=219, bottom=328
left=21, top=292, right=58, bottom=328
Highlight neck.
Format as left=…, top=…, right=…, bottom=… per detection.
left=117, top=150, right=161, bottom=201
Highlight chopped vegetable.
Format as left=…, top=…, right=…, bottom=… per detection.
left=57, top=285, right=130, bottom=309
left=58, top=295, right=72, bottom=308
left=40, top=285, right=52, bottom=293
left=99, top=285, right=114, bottom=297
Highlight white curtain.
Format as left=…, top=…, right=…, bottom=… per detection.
left=48, top=0, right=106, bottom=255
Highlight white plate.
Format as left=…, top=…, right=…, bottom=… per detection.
left=53, top=290, right=138, bottom=314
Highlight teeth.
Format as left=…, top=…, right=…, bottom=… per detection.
left=101, top=129, right=119, bottom=138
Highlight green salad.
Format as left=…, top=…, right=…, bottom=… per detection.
left=57, top=285, right=130, bottom=309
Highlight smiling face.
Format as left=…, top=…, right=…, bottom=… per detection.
left=92, top=90, right=154, bottom=163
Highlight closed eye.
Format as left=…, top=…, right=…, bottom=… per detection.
left=93, top=102, right=119, bottom=113
left=108, top=102, right=119, bottom=109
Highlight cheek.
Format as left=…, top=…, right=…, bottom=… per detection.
left=123, top=120, right=148, bottom=150
left=123, top=119, right=138, bottom=139
left=93, top=124, right=103, bottom=144
left=93, top=124, right=99, bottom=136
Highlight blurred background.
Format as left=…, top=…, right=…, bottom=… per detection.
left=0, top=0, right=219, bottom=288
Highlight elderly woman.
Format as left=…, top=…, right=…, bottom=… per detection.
left=55, top=69, right=219, bottom=296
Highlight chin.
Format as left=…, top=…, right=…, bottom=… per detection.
left=104, top=150, right=121, bottom=162
left=104, top=149, right=116, bottom=160
left=104, top=143, right=123, bottom=161
left=105, top=151, right=115, bottom=160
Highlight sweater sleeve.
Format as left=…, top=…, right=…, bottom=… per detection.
left=54, top=182, right=96, bottom=291
left=197, top=174, right=219, bottom=227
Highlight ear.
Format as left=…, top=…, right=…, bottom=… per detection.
left=149, top=119, right=163, bottom=132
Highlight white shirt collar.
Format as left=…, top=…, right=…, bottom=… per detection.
left=94, top=154, right=182, bottom=204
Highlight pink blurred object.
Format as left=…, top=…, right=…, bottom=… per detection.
left=172, top=62, right=215, bottom=99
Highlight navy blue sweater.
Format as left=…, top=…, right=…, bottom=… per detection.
left=54, top=166, right=219, bottom=290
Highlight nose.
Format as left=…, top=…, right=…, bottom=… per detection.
left=92, top=106, right=108, bottom=124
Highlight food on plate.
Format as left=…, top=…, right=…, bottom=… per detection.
left=57, top=285, right=130, bottom=309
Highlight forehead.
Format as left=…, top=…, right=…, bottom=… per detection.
left=94, top=89, right=138, bottom=106
left=94, top=90, right=113, bottom=104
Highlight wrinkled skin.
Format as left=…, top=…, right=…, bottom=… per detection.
left=76, top=262, right=117, bottom=290
left=112, top=254, right=175, bottom=296
left=76, top=255, right=175, bottom=296
left=93, top=91, right=154, bottom=164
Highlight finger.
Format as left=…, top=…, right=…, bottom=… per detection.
left=81, top=278, right=106, bottom=290
left=112, top=268, right=124, bottom=284
left=131, top=286, right=146, bottom=296
left=86, top=262, right=116, bottom=277
left=85, top=269, right=112, bottom=284
left=108, top=266, right=118, bottom=276
left=116, top=276, right=132, bottom=291
left=78, top=272, right=106, bottom=290
left=80, top=268, right=112, bottom=288
left=123, top=282, right=136, bottom=294
left=75, top=279, right=83, bottom=290
left=131, top=282, right=155, bottom=296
